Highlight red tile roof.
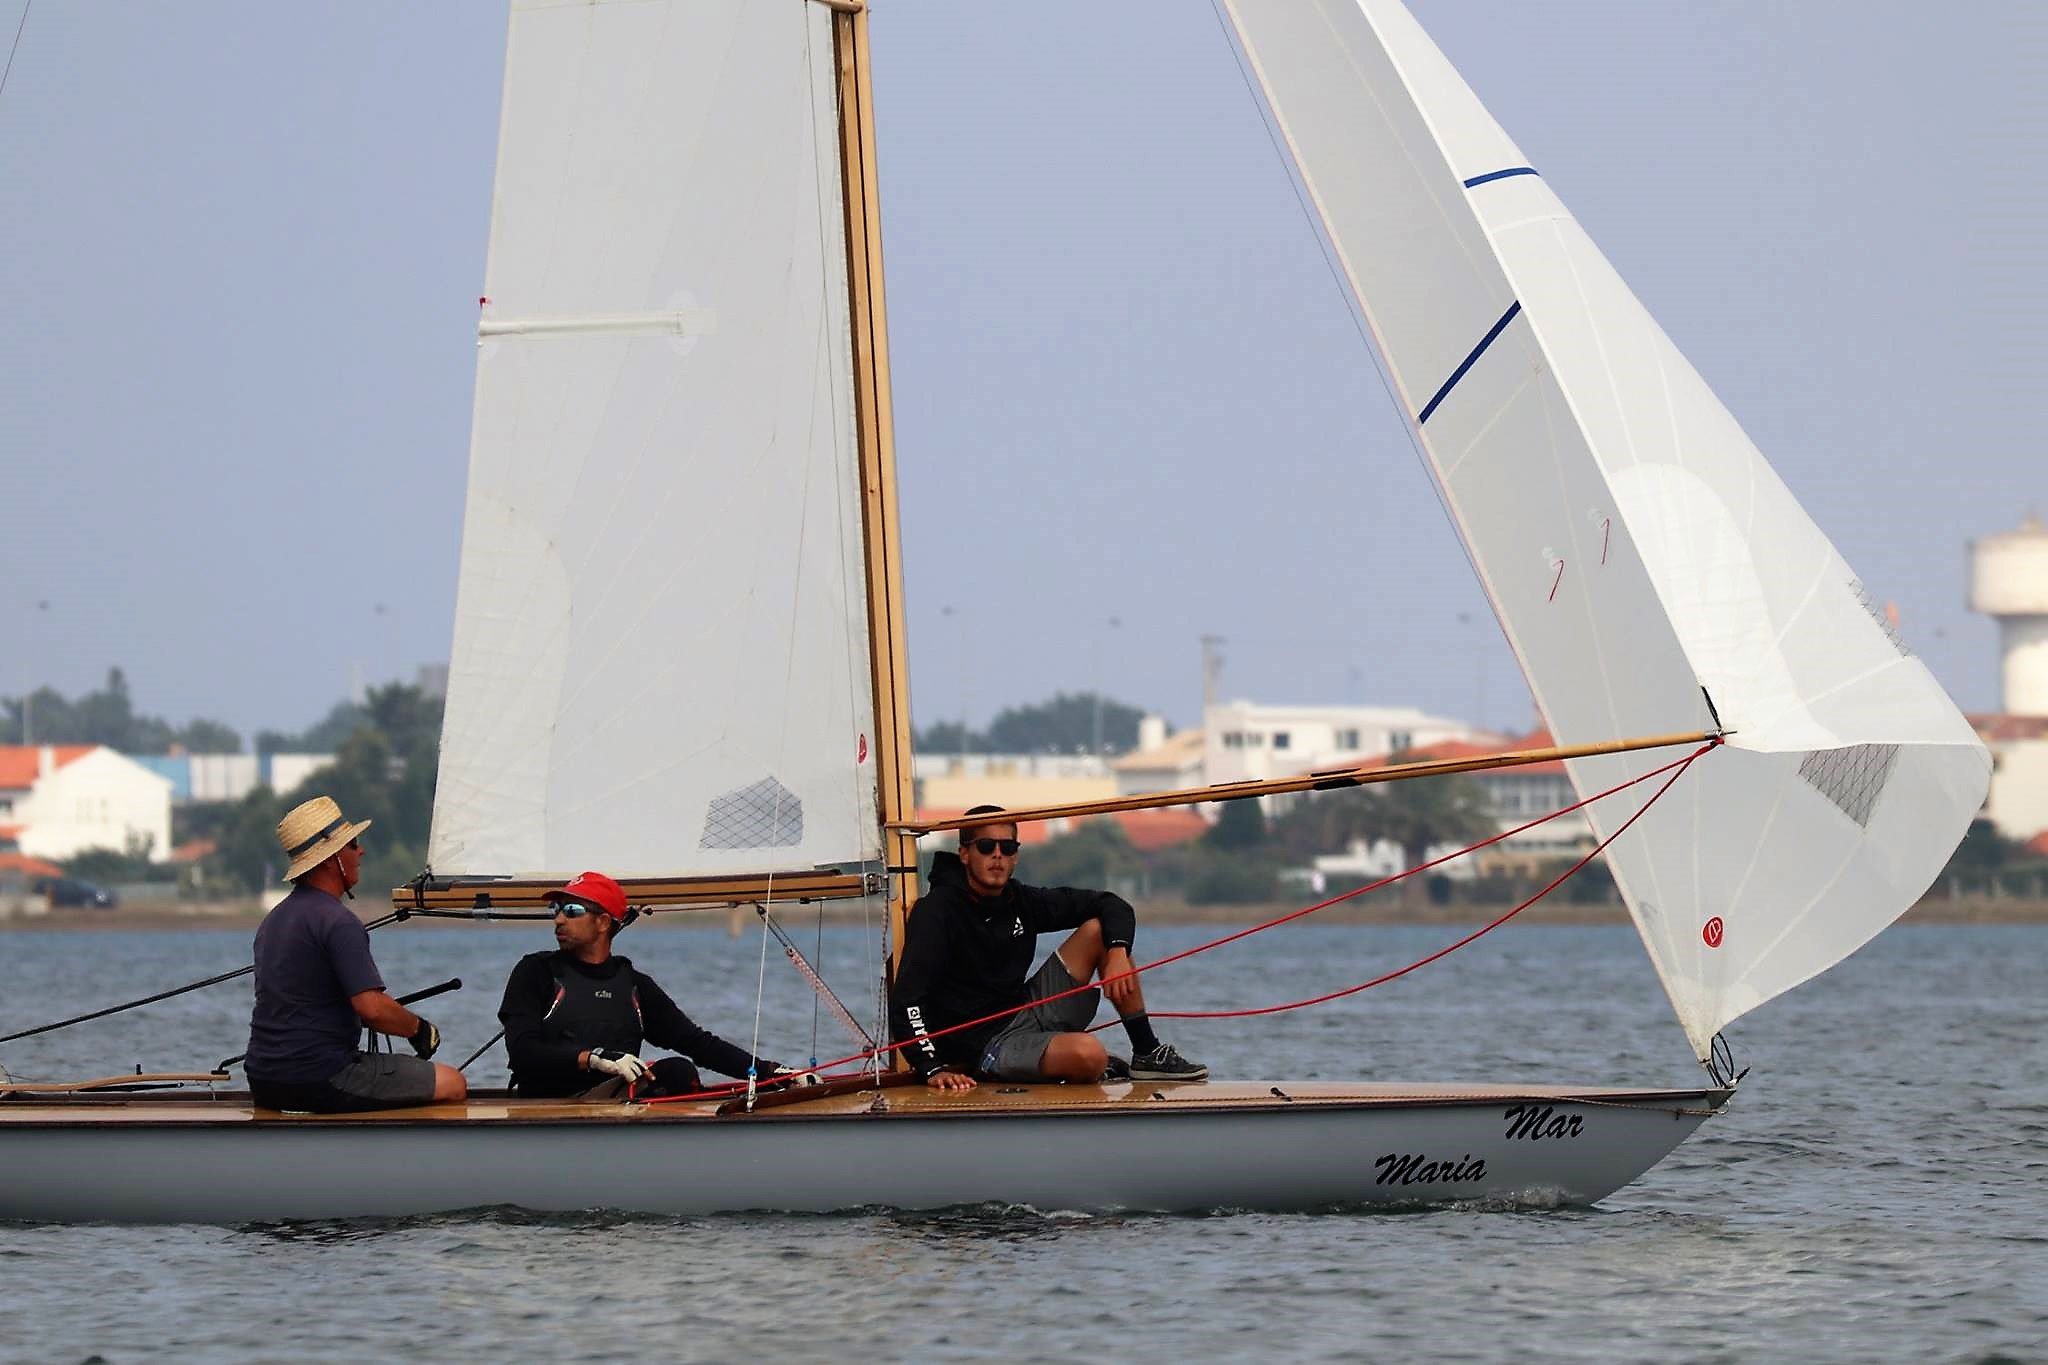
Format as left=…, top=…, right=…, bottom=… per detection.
left=913, top=809, right=1058, bottom=846
left=1969, top=714, right=2048, bottom=743
left=0, top=745, right=95, bottom=789
left=0, top=851, right=64, bottom=879
left=169, top=838, right=218, bottom=864
left=2026, top=831, right=2048, bottom=859
left=1108, top=808, right=1209, bottom=852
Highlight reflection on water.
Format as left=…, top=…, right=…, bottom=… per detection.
left=2, top=923, right=2044, bottom=1361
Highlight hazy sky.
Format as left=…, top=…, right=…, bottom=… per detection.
left=3, top=2, right=2043, bottom=741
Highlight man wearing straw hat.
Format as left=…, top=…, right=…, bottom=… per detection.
left=243, top=796, right=467, bottom=1113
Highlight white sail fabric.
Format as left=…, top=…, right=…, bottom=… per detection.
left=1221, top=0, right=1989, bottom=1056
left=431, top=0, right=880, bottom=878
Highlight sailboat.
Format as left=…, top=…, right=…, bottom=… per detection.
left=0, top=0, right=1986, bottom=1224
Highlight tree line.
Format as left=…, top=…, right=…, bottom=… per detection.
left=4, top=669, right=373, bottom=757
left=916, top=691, right=1149, bottom=756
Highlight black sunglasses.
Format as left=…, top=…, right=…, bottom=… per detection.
left=968, top=838, right=1021, bottom=857
left=552, top=900, right=600, bottom=919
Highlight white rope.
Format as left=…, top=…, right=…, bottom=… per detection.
left=745, top=900, right=772, bottom=1111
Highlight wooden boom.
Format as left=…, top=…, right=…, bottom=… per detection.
left=896, top=730, right=1722, bottom=834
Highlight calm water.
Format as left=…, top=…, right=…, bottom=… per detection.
left=1, top=918, right=2042, bottom=1363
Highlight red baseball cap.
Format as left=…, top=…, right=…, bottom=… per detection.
left=548, top=870, right=628, bottom=922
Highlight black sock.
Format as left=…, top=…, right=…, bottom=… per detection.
left=1122, top=1012, right=1159, bottom=1054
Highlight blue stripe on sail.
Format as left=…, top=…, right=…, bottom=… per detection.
left=1463, top=166, right=1539, bottom=188
left=1418, top=301, right=1523, bottom=426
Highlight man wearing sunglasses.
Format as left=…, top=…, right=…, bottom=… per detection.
left=890, top=805, right=1206, bottom=1090
left=245, top=796, right=467, bottom=1113
left=498, top=870, right=806, bottom=1098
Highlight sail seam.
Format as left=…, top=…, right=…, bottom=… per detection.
left=1463, top=166, right=1538, bottom=187
left=1418, top=300, right=1522, bottom=424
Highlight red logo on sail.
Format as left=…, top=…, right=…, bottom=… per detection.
left=857, top=734, right=868, bottom=763
left=1702, top=916, right=1724, bottom=948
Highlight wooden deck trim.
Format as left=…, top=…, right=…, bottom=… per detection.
left=0, top=1082, right=1733, bottom=1129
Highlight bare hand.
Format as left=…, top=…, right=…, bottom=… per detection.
left=1102, top=947, right=1140, bottom=1009
left=926, top=1069, right=978, bottom=1092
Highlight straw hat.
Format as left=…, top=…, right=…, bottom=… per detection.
left=277, top=796, right=372, bottom=882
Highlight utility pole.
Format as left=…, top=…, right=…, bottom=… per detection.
left=1200, top=634, right=1225, bottom=713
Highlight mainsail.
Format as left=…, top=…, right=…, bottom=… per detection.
left=432, top=0, right=881, bottom=879
left=1219, top=0, right=1990, bottom=1056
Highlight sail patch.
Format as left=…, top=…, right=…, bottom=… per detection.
left=1797, top=744, right=1900, bottom=827
left=701, top=778, right=805, bottom=849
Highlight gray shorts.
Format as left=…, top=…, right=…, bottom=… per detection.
left=327, top=1051, right=438, bottom=1107
left=977, top=954, right=1101, bottom=1080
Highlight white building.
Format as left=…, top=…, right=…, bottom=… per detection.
left=1968, top=514, right=2048, bottom=842
left=0, top=745, right=174, bottom=864
left=1110, top=716, right=1204, bottom=796
left=1203, top=700, right=1493, bottom=789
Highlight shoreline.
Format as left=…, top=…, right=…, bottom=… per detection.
left=6, top=896, right=2045, bottom=932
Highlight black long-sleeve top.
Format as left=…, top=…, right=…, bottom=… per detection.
left=889, top=852, right=1137, bottom=1077
left=499, top=951, right=771, bottom=1095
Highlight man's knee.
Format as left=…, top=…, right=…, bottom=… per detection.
left=432, top=1064, right=468, bottom=1103
left=1056, top=918, right=1106, bottom=978
left=1039, top=1032, right=1107, bottom=1082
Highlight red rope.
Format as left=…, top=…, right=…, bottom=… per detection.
left=1099, top=739, right=1710, bottom=1022
left=647, top=740, right=1717, bottom=1105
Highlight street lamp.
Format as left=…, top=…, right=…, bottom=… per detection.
left=939, top=604, right=968, bottom=765
left=21, top=600, right=50, bottom=745
left=1091, top=615, right=1122, bottom=755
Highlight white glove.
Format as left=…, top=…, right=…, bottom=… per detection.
left=768, top=1063, right=823, bottom=1087
left=586, top=1048, right=652, bottom=1084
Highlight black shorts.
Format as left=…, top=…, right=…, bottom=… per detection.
left=250, top=1052, right=438, bottom=1113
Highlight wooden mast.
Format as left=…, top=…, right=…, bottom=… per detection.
left=831, top=1, right=920, bottom=984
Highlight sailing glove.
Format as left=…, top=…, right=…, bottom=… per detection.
left=767, top=1063, right=823, bottom=1087
left=409, top=1018, right=441, bottom=1060
left=587, top=1049, right=652, bottom=1084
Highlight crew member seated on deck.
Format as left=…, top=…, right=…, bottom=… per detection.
left=498, top=871, right=807, bottom=1099
left=244, top=796, right=468, bottom=1113
left=890, top=805, right=1206, bottom=1092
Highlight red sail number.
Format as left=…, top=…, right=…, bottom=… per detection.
left=1702, top=916, right=1724, bottom=948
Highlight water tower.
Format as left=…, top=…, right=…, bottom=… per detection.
left=1969, top=514, right=2048, bottom=717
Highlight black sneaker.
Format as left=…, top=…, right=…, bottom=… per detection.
left=1100, top=1055, right=1132, bottom=1083
left=1129, top=1043, right=1207, bottom=1082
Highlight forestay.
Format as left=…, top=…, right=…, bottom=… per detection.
left=432, top=0, right=880, bottom=879
left=1219, top=0, right=1989, bottom=1057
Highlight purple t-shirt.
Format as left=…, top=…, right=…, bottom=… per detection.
left=244, top=885, right=385, bottom=1084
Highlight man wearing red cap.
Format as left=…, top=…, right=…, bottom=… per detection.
left=497, top=871, right=801, bottom=1098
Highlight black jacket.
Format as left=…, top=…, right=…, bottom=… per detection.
left=499, top=950, right=772, bottom=1097
left=889, top=852, right=1136, bottom=1077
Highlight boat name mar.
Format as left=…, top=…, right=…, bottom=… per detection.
left=1503, top=1104, right=1585, bottom=1141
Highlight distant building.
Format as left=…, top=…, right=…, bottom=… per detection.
left=1110, top=716, right=1203, bottom=796
left=1202, top=700, right=1489, bottom=793
left=912, top=752, right=1114, bottom=815
left=1966, top=514, right=2048, bottom=843
left=1971, top=714, right=2048, bottom=843
left=0, top=745, right=174, bottom=864
left=131, top=752, right=335, bottom=805
left=1308, top=729, right=1587, bottom=883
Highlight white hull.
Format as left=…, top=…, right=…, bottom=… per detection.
left=0, top=1081, right=1727, bottom=1224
